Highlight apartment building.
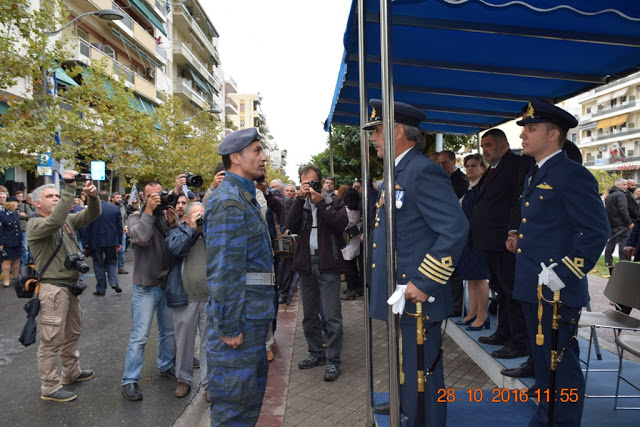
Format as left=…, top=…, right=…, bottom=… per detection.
left=0, top=0, right=223, bottom=191
left=227, top=92, right=275, bottom=151
left=576, top=71, right=640, bottom=181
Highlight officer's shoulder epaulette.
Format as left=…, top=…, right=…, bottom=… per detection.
left=222, top=200, right=246, bottom=211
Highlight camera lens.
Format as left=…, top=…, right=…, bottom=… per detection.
left=186, top=173, right=203, bottom=187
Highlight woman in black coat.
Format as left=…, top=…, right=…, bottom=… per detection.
left=1, top=197, right=22, bottom=287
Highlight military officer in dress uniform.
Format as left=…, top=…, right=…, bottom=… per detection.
left=365, top=99, right=468, bottom=426
left=511, top=100, right=609, bottom=427
left=203, top=127, right=276, bottom=426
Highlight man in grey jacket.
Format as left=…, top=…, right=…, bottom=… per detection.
left=165, top=202, right=208, bottom=399
left=121, top=180, right=176, bottom=401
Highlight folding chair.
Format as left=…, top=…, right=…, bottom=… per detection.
left=614, top=335, right=640, bottom=409
left=577, top=261, right=640, bottom=398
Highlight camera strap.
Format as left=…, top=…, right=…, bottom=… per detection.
left=36, top=228, right=65, bottom=281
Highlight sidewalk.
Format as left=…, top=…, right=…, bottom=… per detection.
left=183, top=285, right=495, bottom=427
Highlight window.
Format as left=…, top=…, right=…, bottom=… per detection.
left=586, top=153, right=594, bottom=161
left=611, top=98, right=617, bottom=108
left=586, top=107, right=592, bottom=114
left=621, top=95, right=627, bottom=103
left=240, top=119, right=245, bottom=128
left=240, top=100, right=245, bottom=113
left=628, top=150, right=635, bottom=156
left=571, top=133, right=577, bottom=142
left=586, top=130, right=592, bottom=137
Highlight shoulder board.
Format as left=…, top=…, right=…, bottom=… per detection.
left=222, top=200, right=246, bottom=211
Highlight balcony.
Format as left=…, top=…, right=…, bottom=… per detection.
left=174, top=77, right=210, bottom=110
left=226, top=98, right=238, bottom=115
left=111, top=3, right=167, bottom=65
left=173, top=42, right=221, bottom=93
left=591, top=127, right=640, bottom=143
left=592, top=99, right=638, bottom=118
left=171, top=1, right=216, bottom=58
left=584, top=155, right=640, bottom=167
left=70, top=38, right=157, bottom=100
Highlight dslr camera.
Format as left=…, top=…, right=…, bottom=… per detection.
left=64, top=253, right=90, bottom=273
left=184, top=172, right=203, bottom=187
left=309, top=180, right=322, bottom=193
left=63, top=173, right=92, bottom=184
left=156, top=191, right=178, bottom=211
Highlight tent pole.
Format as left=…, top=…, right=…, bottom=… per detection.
left=380, top=0, right=401, bottom=426
left=329, top=125, right=335, bottom=178
left=358, top=0, right=374, bottom=425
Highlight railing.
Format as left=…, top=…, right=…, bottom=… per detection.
left=112, top=2, right=167, bottom=62
left=175, top=77, right=209, bottom=107
left=172, top=2, right=216, bottom=57
left=592, top=99, right=638, bottom=118
left=174, top=42, right=219, bottom=90
left=585, top=155, right=640, bottom=167
left=592, top=127, right=640, bottom=142
left=155, top=0, right=169, bottom=16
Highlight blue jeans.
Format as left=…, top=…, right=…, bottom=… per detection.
left=118, top=232, right=126, bottom=269
left=122, top=285, right=175, bottom=385
left=92, top=246, right=118, bottom=295
left=20, top=230, right=31, bottom=265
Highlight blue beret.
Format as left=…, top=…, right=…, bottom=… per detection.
left=362, top=99, right=426, bottom=130
left=218, top=128, right=261, bottom=155
left=516, top=100, right=578, bottom=131
left=6, top=196, right=18, bottom=202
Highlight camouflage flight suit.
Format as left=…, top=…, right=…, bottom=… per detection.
left=204, top=172, right=275, bottom=426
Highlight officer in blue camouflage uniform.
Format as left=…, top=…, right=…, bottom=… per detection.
left=203, top=127, right=275, bottom=426
left=511, top=100, right=609, bottom=427
left=365, top=100, right=468, bottom=426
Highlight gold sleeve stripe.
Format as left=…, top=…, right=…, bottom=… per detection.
left=563, top=256, right=585, bottom=278
left=562, top=257, right=584, bottom=279
left=425, top=254, right=454, bottom=272
left=418, top=266, right=448, bottom=285
left=421, top=260, right=451, bottom=277
left=420, top=263, right=449, bottom=281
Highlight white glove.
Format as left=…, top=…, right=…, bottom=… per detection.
left=538, top=262, right=566, bottom=292
left=387, top=285, right=407, bottom=315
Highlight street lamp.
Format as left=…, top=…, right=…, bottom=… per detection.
left=46, top=9, right=125, bottom=36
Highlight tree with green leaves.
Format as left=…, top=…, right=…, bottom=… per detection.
left=0, top=0, right=72, bottom=173
left=588, top=168, right=622, bottom=194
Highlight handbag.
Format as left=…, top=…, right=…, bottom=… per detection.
left=272, top=212, right=296, bottom=258
left=15, top=229, right=64, bottom=298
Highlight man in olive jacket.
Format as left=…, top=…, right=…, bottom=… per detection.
left=28, top=171, right=101, bottom=402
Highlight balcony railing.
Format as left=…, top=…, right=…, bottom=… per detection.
left=590, top=127, right=640, bottom=142
left=592, top=99, right=638, bottom=118
left=585, top=155, right=640, bottom=167
left=174, top=42, right=220, bottom=91
left=172, top=2, right=216, bottom=57
left=112, top=2, right=167, bottom=63
left=174, top=77, right=209, bottom=108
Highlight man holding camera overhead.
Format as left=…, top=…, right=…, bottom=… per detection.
left=28, top=170, right=101, bottom=402
left=121, top=180, right=177, bottom=401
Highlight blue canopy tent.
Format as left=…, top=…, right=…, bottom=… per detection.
left=326, top=0, right=640, bottom=135
left=324, top=1, right=640, bottom=426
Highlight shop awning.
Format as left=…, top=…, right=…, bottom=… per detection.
left=187, top=66, right=211, bottom=95
left=129, top=0, right=167, bottom=36
left=54, top=67, right=79, bottom=87
left=597, top=114, right=628, bottom=129
left=325, top=1, right=640, bottom=135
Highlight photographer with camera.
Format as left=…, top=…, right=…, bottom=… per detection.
left=27, top=170, right=101, bottom=402
left=121, top=180, right=177, bottom=401
left=285, top=164, right=348, bottom=382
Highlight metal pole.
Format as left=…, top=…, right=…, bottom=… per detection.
left=357, top=0, right=374, bottom=425
left=329, top=125, right=335, bottom=178
left=380, top=0, right=400, bottom=426
left=435, top=133, right=443, bottom=152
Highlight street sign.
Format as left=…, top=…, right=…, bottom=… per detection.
left=91, top=161, right=106, bottom=181
left=36, top=152, right=54, bottom=178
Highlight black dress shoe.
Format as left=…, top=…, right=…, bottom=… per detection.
left=111, top=286, right=122, bottom=293
left=122, top=383, right=143, bottom=401
left=501, top=362, right=534, bottom=378
left=478, top=333, right=508, bottom=346
left=491, top=344, right=529, bottom=359
left=373, top=401, right=390, bottom=415
left=92, top=291, right=105, bottom=296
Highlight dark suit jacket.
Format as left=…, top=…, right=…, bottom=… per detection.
left=82, top=200, right=123, bottom=248
left=471, top=149, right=532, bottom=252
left=450, top=168, right=470, bottom=199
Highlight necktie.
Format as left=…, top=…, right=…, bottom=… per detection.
left=482, top=168, right=494, bottom=183
left=530, top=165, right=539, bottom=183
